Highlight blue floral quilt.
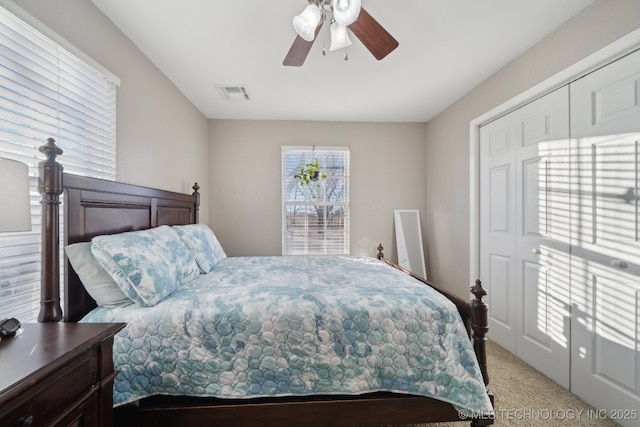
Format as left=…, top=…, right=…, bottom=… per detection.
left=81, top=256, right=493, bottom=414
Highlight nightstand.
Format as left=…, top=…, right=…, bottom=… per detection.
left=0, top=322, right=125, bottom=427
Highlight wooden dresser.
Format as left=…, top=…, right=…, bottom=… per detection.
left=0, top=322, right=124, bottom=427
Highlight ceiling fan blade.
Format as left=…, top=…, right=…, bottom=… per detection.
left=348, top=7, right=398, bottom=60
left=283, top=21, right=324, bottom=67
left=283, top=36, right=315, bottom=67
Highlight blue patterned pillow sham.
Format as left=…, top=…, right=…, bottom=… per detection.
left=172, top=223, right=226, bottom=273
left=91, top=225, right=200, bottom=306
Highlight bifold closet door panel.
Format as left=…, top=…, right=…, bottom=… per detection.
left=569, top=48, right=640, bottom=424
left=480, top=117, right=518, bottom=353
left=480, top=86, right=571, bottom=388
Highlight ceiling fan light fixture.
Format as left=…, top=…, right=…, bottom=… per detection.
left=293, top=4, right=323, bottom=42
left=329, top=21, right=352, bottom=51
left=332, top=0, right=361, bottom=27
left=284, top=1, right=398, bottom=66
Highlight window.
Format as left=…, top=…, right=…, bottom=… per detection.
left=0, top=5, right=117, bottom=322
left=282, top=146, right=350, bottom=255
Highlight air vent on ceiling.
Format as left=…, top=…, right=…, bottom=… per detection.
left=215, top=84, right=252, bottom=101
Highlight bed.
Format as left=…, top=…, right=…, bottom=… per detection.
left=37, top=138, right=494, bottom=426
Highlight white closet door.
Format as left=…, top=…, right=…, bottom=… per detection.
left=514, top=87, right=571, bottom=388
left=480, top=117, right=518, bottom=352
left=480, top=87, right=571, bottom=387
left=570, top=49, right=640, bottom=423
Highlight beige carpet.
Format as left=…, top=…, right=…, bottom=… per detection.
left=382, top=340, right=620, bottom=427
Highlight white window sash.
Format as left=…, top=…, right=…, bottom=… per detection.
left=281, top=146, right=350, bottom=255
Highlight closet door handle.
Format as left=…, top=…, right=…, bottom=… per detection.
left=611, top=260, right=628, bottom=269
left=531, top=249, right=541, bottom=255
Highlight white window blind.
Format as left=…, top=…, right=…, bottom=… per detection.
left=282, top=146, right=350, bottom=255
left=0, top=5, right=117, bottom=322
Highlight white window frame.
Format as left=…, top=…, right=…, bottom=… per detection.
left=281, top=146, right=350, bottom=255
left=0, top=3, right=117, bottom=322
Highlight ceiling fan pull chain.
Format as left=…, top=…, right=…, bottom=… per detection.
left=322, top=19, right=330, bottom=56
left=344, top=31, right=349, bottom=61
left=322, top=19, right=328, bottom=56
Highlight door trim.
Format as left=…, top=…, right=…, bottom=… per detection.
left=469, top=27, right=640, bottom=284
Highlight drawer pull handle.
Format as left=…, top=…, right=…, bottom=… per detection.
left=611, top=260, right=628, bottom=269
left=17, top=415, right=34, bottom=427
left=531, top=249, right=541, bottom=255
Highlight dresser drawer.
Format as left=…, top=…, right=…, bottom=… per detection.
left=1, top=351, right=94, bottom=427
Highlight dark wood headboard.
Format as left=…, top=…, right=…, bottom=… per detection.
left=37, top=138, right=200, bottom=322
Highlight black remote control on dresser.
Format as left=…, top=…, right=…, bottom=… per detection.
left=0, top=317, right=21, bottom=338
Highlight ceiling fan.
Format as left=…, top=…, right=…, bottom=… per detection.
left=283, top=0, right=399, bottom=66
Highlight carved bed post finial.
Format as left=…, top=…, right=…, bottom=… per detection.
left=470, top=279, right=489, bottom=387
left=377, top=243, right=384, bottom=259
left=38, top=138, right=64, bottom=322
left=192, top=182, right=200, bottom=224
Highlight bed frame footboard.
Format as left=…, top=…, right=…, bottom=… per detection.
left=376, top=244, right=490, bottom=389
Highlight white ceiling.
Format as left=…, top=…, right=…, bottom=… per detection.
left=90, top=0, right=593, bottom=123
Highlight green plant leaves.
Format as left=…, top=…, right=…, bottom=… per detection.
left=293, top=158, right=327, bottom=199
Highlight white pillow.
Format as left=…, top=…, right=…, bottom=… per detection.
left=65, top=242, right=133, bottom=307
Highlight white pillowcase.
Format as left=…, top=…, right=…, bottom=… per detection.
left=65, top=242, right=133, bottom=308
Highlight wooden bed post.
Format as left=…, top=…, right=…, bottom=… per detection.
left=470, top=279, right=490, bottom=387
left=192, top=183, right=200, bottom=223
left=38, top=138, right=63, bottom=323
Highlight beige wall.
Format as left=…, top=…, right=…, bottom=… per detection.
left=16, top=0, right=210, bottom=222
left=16, top=0, right=640, bottom=299
left=208, top=120, right=428, bottom=259
left=425, top=0, right=640, bottom=297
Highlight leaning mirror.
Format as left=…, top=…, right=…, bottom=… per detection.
left=394, top=210, right=427, bottom=279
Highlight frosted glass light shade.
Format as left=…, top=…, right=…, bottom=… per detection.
left=293, top=4, right=322, bottom=42
left=0, top=158, right=32, bottom=232
left=332, top=0, right=361, bottom=27
left=329, top=22, right=352, bottom=51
